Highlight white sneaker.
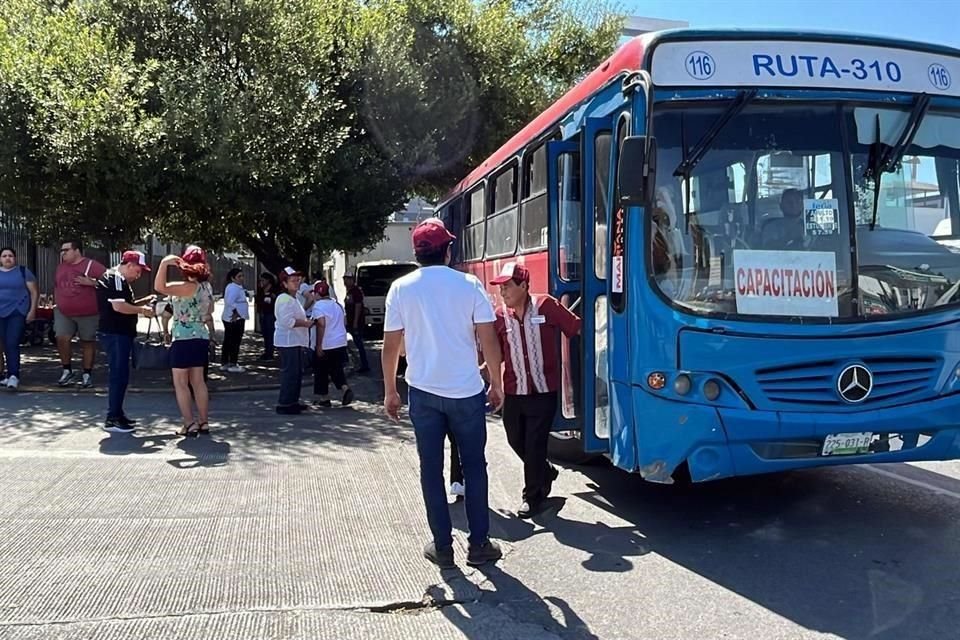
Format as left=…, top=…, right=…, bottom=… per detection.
left=450, top=482, right=465, bottom=498
left=57, top=369, right=74, bottom=386
left=227, top=365, right=246, bottom=373
left=0, top=376, right=7, bottom=386
left=6, top=375, right=19, bottom=390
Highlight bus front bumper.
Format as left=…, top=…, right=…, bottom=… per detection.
left=634, top=390, right=960, bottom=482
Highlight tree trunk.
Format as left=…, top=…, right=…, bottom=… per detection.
left=243, top=229, right=313, bottom=278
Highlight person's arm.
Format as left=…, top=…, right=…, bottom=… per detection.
left=25, top=278, right=39, bottom=323
left=382, top=285, right=403, bottom=421
left=153, top=255, right=197, bottom=298
left=546, top=296, right=582, bottom=337
left=382, top=330, right=403, bottom=420
left=476, top=322, right=503, bottom=410
left=277, top=297, right=313, bottom=329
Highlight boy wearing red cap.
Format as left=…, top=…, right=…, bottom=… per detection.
left=95, top=250, right=156, bottom=433
left=381, top=218, right=505, bottom=568
left=489, top=261, right=581, bottom=518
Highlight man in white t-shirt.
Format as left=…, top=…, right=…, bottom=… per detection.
left=382, top=218, right=505, bottom=569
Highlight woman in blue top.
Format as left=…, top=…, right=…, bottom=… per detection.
left=0, top=247, right=39, bottom=390
left=154, top=246, right=214, bottom=437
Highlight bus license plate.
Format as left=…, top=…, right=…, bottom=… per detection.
left=821, top=432, right=873, bottom=456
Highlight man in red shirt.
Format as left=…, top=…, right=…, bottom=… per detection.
left=490, top=262, right=581, bottom=518
left=54, top=239, right=107, bottom=388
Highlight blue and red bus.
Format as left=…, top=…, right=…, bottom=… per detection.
left=437, top=29, right=960, bottom=483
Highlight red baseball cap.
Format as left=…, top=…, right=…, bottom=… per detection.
left=490, top=262, right=529, bottom=285
left=181, top=245, right=207, bottom=265
left=412, top=218, right=456, bottom=253
left=314, top=281, right=330, bottom=297
left=121, top=250, right=151, bottom=272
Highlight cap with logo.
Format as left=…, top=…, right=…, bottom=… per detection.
left=280, top=266, right=304, bottom=280
left=489, top=262, right=530, bottom=285
left=121, top=250, right=151, bottom=272
left=412, top=218, right=456, bottom=254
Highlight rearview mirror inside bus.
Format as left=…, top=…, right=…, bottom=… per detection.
left=618, top=136, right=657, bottom=206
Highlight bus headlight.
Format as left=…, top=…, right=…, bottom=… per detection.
left=673, top=374, right=692, bottom=395
left=703, top=379, right=721, bottom=401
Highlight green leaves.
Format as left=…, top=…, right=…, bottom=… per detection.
left=0, top=0, right=621, bottom=266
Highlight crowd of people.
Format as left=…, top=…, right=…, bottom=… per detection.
left=0, top=241, right=363, bottom=430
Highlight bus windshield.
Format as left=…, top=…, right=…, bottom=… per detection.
left=650, top=102, right=960, bottom=321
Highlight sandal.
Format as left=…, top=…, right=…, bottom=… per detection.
left=197, top=422, right=210, bottom=435
left=176, top=422, right=196, bottom=437
left=187, top=422, right=201, bottom=438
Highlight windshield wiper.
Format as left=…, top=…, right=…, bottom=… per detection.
left=863, top=94, right=931, bottom=230
left=673, top=89, right=758, bottom=179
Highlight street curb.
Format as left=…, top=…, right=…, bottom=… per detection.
left=16, top=383, right=282, bottom=394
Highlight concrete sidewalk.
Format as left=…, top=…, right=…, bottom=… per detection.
left=13, top=301, right=369, bottom=394
left=0, top=390, right=565, bottom=640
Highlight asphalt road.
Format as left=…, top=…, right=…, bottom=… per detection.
left=1, top=388, right=958, bottom=639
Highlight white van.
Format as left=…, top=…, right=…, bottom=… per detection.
left=354, top=260, right=419, bottom=333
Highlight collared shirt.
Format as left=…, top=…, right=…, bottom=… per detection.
left=495, top=294, right=581, bottom=396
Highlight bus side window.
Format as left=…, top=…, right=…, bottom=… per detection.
left=463, top=185, right=486, bottom=261
left=520, top=143, right=549, bottom=251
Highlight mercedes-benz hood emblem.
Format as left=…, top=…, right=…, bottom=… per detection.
left=838, top=364, right=873, bottom=403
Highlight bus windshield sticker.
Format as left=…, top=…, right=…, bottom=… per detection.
left=804, top=199, right=840, bottom=237
left=733, top=250, right=839, bottom=317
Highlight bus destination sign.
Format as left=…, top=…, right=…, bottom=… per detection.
left=651, top=40, right=960, bottom=97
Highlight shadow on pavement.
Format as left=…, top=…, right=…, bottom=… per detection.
left=98, top=432, right=179, bottom=456
left=529, top=463, right=960, bottom=640
left=168, top=434, right=233, bottom=469
left=428, top=564, right=599, bottom=640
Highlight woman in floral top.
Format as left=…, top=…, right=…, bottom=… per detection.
left=154, top=246, right=214, bottom=437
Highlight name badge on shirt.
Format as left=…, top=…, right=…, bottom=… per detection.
left=531, top=315, right=546, bottom=324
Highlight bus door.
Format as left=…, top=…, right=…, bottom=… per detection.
left=547, top=117, right=613, bottom=453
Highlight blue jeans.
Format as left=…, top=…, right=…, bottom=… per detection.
left=259, top=313, right=275, bottom=357
left=408, top=386, right=489, bottom=548
left=277, top=347, right=303, bottom=407
left=0, top=312, right=26, bottom=377
left=349, top=328, right=369, bottom=370
left=99, top=332, right=133, bottom=419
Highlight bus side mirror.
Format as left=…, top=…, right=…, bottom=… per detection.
left=618, top=136, right=657, bottom=206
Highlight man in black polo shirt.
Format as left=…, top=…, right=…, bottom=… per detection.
left=96, top=251, right=155, bottom=434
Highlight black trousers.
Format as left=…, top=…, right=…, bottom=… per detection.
left=313, top=346, right=348, bottom=395
left=502, top=392, right=558, bottom=502
left=221, top=319, right=245, bottom=365
left=448, top=431, right=463, bottom=485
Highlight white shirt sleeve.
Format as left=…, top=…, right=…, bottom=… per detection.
left=384, top=283, right=403, bottom=332
left=275, top=294, right=299, bottom=329
left=470, top=277, right=495, bottom=324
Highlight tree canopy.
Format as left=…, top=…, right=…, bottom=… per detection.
left=0, top=0, right=622, bottom=269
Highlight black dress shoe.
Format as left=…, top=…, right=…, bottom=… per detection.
left=517, top=499, right=543, bottom=519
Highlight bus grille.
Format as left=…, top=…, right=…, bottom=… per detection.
left=755, top=357, right=940, bottom=407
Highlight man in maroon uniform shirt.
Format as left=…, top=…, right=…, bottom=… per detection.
left=490, top=262, right=581, bottom=518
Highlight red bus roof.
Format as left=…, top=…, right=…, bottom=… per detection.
left=446, top=36, right=649, bottom=202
